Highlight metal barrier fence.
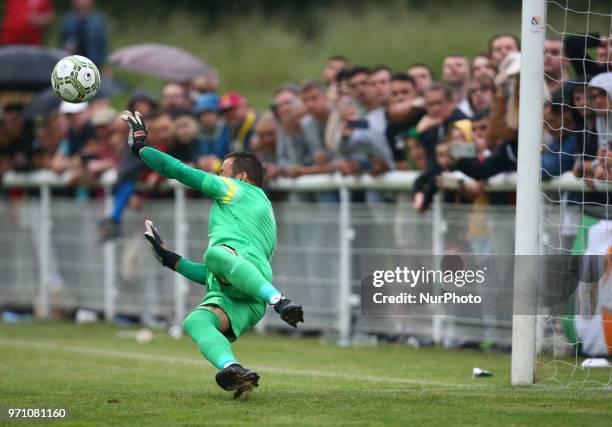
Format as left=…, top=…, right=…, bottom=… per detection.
left=0, top=169, right=593, bottom=345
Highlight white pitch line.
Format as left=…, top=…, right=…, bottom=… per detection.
left=0, top=337, right=491, bottom=389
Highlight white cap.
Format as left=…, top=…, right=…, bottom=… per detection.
left=90, top=105, right=117, bottom=126
left=589, top=72, right=612, bottom=95
left=59, top=101, right=89, bottom=114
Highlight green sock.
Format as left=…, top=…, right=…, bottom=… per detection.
left=204, top=246, right=282, bottom=304
left=182, top=308, right=237, bottom=370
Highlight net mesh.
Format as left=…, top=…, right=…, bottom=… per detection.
left=538, top=0, right=612, bottom=387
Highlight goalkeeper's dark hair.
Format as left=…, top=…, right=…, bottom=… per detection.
left=225, top=151, right=264, bottom=187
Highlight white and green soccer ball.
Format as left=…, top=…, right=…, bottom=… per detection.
left=51, top=55, right=101, bottom=103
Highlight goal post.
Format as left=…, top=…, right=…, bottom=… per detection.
left=511, top=0, right=547, bottom=386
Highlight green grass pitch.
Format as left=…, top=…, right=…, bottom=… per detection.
left=1, top=322, right=610, bottom=426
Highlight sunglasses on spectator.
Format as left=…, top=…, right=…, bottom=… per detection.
left=472, top=124, right=488, bottom=132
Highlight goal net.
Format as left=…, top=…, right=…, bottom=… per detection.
left=535, top=0, right=612, bottom=387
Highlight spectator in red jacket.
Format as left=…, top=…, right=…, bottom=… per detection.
left=0, top=0, right=54, bottom=45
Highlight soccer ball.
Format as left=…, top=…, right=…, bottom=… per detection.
left=51, top=55, right=101, bottom=103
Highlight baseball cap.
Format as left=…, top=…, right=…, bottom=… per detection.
left=90, top=106, right=117, bottom=127
left=219, top=91, right=247, bottom=111
left=59, top=101, right=89, bottom=114
left=194, top=92, right=220, bottom=114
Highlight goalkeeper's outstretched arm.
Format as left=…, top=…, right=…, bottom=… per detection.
left=139, top=147, right=236, bottom=201
left=144, top=220, right=208, bottom=286
left=121, top=111, right=236, bottom=201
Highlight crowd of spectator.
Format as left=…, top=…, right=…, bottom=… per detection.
left=2, top=0, right=612, bottom=240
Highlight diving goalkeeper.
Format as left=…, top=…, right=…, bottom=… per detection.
left=121, top=111, right=304, bottom=398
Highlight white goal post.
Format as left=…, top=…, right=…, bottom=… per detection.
left=511, top=0, right=547, bottom=385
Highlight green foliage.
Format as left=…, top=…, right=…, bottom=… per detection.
left=99, top=5, right=526, bottom=109
left=42, top=2, right=610, bottom=109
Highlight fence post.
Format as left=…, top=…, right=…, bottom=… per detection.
left=431, top=192, right=445, bottom=344
left=103, top=183, right=117, bottom=322
left=173, top=184, right=188, bottom=329
left=38, top=183, right=51, bottom=319
left=338, top=183, right=353, bottom=346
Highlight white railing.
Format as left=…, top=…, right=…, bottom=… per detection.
left=0, top=168, right=602, bottom=343
left=4, top=168, right=602, bottom=192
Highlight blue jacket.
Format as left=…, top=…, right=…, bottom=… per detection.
left=541, top=134, right=577, bottom=181
left=198, top=122, right=231, bottom=159
left=60, top=11, right=108, bottom=66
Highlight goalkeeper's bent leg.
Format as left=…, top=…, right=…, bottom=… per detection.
left=204, top=246, right=282, bottom=304
left=183, top=308, right=238, bottom=370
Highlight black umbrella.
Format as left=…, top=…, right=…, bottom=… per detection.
left=23, top=77, right=130, bottom=119
left=0, top=45, right=67, bottom=91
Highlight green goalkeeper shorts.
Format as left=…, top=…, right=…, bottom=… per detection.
left=195, top=253, right=269, bottom=342
left=193, top=244, right=271, bottom=341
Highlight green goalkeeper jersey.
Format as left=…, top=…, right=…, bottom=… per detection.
left=139, top=147, right=277, bottom=263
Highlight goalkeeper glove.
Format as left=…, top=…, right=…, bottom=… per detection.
left=144, top=220, right=181, bottom=270
left=121, top=110, right=148, bottom=157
